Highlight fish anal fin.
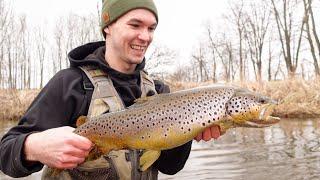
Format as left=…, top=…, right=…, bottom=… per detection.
left=139, top=150, right=161, bottom=171
left=76, top=116, right=87, bottom=127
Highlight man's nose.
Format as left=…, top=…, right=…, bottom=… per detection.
left=138, top=28, right=152, bottom=42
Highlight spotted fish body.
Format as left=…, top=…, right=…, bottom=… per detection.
left=74, top=85, right=279, bottom=167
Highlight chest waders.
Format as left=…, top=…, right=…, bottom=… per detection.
left=41, top=65, right=158, bottom=180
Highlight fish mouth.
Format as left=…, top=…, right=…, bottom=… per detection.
left=244, top=104, right=280, bottom=128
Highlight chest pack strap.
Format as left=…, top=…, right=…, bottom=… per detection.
left=79, top=65, right=125, bottom=117
left=140, top=70, right=157, bottom=98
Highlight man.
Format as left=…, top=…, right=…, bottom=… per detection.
left=0, top=0, right=222, bottom=179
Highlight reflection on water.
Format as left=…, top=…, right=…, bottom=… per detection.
left=1, top=119, right=320, bottom=180
left=159, top=119, right=320, bottom=180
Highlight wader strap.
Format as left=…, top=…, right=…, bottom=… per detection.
left=79, top=66, right=125, bottom=116
left=140, top=71, right=157, bottom=97
left=129, top=150, right=159, bottom=180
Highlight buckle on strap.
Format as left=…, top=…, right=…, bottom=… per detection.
left=83, top=81, right=94, bottom=91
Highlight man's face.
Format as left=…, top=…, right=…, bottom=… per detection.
left=104, top=9, right=157, bottom=66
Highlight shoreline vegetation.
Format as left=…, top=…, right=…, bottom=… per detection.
left=0, top=79, right=319, bottom=121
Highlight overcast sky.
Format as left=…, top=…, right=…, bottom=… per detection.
left=11, top=0, right=229, bottom=58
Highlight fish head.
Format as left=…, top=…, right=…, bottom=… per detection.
left=226, top=88, right=280, bottom=128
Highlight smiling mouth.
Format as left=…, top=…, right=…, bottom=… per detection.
left=130, top=44, right=146, bottom=52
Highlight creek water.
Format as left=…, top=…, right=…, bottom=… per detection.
left=0, top=118, right=319, bottom=180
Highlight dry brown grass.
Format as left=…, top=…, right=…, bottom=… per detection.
left=0, top=89, right=40, bottom=121
left=167, top=78, right=320, bottom=118
left=1, top=78, right=319, bottom=121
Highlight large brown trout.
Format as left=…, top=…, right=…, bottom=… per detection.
left=55, top=85, right=280, bottom=173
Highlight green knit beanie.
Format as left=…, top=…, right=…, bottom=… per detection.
left=101, top=0, right=158, bottom=38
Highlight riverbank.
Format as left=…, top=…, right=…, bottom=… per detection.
left=0, top=89, right=39, bottom=121
left=165, top=78, right=320, bottom=118
left=0, top=79, right=319, bottom=121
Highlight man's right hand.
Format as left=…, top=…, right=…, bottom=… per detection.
left=24, top=126, right=92, bottom=169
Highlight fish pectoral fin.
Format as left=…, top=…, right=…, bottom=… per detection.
left=76, top=116, right=87, bottom=127
left=139, top=150, right=161, bottom=171
left=44, top=167, right=62, bottom=177
left=86, top=145, right=104, bottom=161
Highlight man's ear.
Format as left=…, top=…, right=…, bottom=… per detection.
left=104, top=27, right=110, bottom=35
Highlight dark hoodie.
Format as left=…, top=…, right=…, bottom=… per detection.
left=0, top=41, right=192, bottom=178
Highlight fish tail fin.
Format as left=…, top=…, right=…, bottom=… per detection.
left=139, top=150, right=161, bottom=171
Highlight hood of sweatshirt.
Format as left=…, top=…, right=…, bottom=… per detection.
left=68, top=41, right=147, bottom=106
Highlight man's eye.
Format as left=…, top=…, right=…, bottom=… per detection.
left=130, top=24, right=139, bottom=28
left=148, top=27, right=156, bottom=32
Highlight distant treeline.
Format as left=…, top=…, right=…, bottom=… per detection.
left=0, top=0, right=320, bottom=89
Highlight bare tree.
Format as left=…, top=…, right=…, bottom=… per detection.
left=208, top=32, right=235, bottom=82
left=34, top=27, right=47, bottom=88
left=271, top=0, right=304, bottom=78
left=0, top=0, right=14, bottom=88
left=243, top=0, right=271, bottom=82
left=16, top=15, right=30, bottom=89
left=191, top=43, right=210, bottom=82
left=169, top=64, right=191, bottom=82
left=205, top=24, right=218, bottom=83
left=226, top=0, right=246, bottom=82
left=6, top=14, right=16, bottom=89
left=307, top=0, right=320, bottom=60
left=53, top=18, right=66, bottom=73
left=302, top=0, right=320, bottom=77
left=145, top=44, right=176, bottom=80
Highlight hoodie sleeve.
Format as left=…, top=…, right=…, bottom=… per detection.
left=153, top=80, right=193, bottom=175
left=0, top=68, right=88, bottom=178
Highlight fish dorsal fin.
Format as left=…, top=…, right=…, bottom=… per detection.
left=128, top=96, right=156, bottom=109
left=76, top=116, right=88, bottom=127
left=135, top=96, right=152, bottom=104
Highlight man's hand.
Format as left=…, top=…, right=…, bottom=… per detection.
left=194, top=125, right=223, bottom=142
left=24, top=126, right=92, bottom=169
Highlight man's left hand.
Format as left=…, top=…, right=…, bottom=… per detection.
left=194, top=125, right=223, bottom=142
